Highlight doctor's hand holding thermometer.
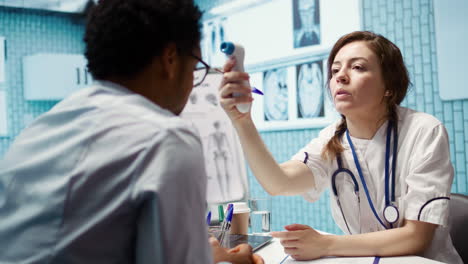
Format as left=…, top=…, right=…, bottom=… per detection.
left=220, top=42, right=252, bottom=113
left=219, top=42, right=263, bottom=120
left=219, top=31, right=462, bottom=263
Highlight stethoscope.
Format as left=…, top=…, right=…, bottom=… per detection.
left=331, top=121, right=399, bottom=234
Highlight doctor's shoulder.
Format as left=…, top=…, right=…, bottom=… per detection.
left=320, top=119, right=342, bottom=139
left=305, top=120, right=344, bottom=150
left=398, top=107, right=448, bottom=138
left=291, top=120, right=337, bottom=161
left=300, top=120, right=340, bottom=149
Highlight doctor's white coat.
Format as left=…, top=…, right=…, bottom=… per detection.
left=292, top=106, right=462, bottom=264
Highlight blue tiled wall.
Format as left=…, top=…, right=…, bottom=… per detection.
left=361, top=0, right=468, bottom=196
left=0, top=6, right=85, bottom=157
left=1, top=1, right=467, bottom=235
left=196, top=0, right=468, bottom=234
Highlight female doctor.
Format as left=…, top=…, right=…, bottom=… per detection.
left=218, top=31, right=463, bottom=263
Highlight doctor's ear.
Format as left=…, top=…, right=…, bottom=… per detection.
left=384, top=90, right=392, bottom=96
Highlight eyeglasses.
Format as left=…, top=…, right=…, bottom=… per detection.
left=192, top=54, right=211, bottom=87
left=190, top=54, right=264, bottom=96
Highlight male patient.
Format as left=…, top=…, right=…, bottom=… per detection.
left=0, top=0, right=262, bottom=263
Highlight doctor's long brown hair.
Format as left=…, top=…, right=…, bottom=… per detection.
left=321, top=31, right=411, bottom=160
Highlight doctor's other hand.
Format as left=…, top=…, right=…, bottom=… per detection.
left=209, top=236, right=264, bottom=264
left=219, top=59, right=254, bottom=122
left=270, top=224, right=329, bottom=261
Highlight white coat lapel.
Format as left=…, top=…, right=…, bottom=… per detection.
left=364, top=120, right=389, bottom=211
left=340, top=121, right=389, bottom=232
left=339, top=138, right=377, bottom=233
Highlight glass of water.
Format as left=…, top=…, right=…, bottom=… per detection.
left=249, top=197, right=272, bottom=235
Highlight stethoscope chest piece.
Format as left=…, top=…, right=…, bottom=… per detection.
left=383, top=204, right=399, bottom=224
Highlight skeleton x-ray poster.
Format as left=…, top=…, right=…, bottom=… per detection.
left=181, top=72, right=248, bottom=204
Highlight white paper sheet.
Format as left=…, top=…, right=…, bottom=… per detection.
left=280, top=254, right=443, bottom=264
left=181, top=72, right=248, bottom=204
left=282, top=256, right=371, bottom=264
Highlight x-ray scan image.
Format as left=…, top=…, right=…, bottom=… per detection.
left=296, top=61, right=324, bottom=118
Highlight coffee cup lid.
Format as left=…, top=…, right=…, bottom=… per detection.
left=231, top=202, right=251, bottom=213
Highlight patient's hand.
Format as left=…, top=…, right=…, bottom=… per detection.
left=209, top=236, right=264, bottom=264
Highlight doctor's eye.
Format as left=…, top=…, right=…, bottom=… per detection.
left=331, top=68, right=340, bottom=75
left=352, top=65, right=365, bottom=71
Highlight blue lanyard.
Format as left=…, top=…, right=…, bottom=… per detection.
left=345, top=121, right=397, bottom=229
left=384, top=123, right=392, bottom=206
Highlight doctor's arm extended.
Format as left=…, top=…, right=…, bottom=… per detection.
left=271, top=219, right=437, bottom=260
left=219, top=60, right=315, bottom=196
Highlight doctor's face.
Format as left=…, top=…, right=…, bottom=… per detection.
left=330, top=41, right=386, bottom=119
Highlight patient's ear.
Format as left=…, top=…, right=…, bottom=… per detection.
left=160, top=43, right=179, bottom=80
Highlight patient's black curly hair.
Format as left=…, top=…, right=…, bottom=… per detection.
left=84, top=0, right=202, bottom=80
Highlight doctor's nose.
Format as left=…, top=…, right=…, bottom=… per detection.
left=336, top=72, right=349, bottom=84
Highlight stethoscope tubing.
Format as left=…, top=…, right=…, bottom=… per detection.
left=385, top=123, right=391, bottom=206
left=332, top=156, right=361, bottom=234
left=332, top=121, right=398, bottom=231
left=331, top=156, right=359, bottom=196
left=346, top=129, right=389, bottom=229
left=391, top=126, right=398, bottom=202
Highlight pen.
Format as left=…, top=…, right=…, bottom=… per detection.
left=221, top=203, right=233, bottom=229
left=252, top=87, right=263, bottom=95
left=225, top=203, right=233, bottom=216
left=221, top=205, right=234, bottom=230
left=218, top=205, right=224, bottom=222
left=219, top=205, right=234, bottom=247
left=225, top=206, right=234, bottom=230
left=206, top=211, right=211, bottom=226
left=220, top=204, right=231, bottom=231
left=218, top=204, right=232, bottom=231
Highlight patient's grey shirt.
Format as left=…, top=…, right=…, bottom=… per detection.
left=0, top=81, right=212, bottom=264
